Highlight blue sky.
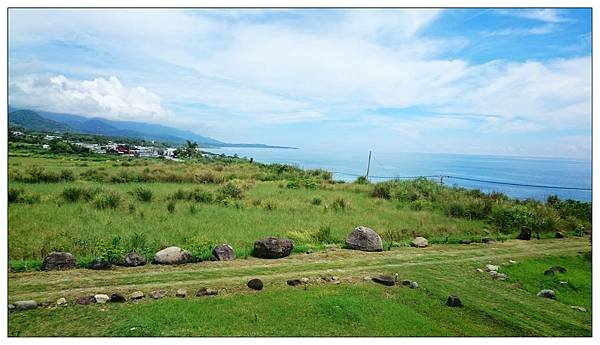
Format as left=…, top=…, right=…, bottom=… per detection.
left=8, top=8, right=591, bottom=158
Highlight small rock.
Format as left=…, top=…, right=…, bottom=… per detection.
left=56, top=297, right=67, bottom=306
left=446, top=295, right=463, bottom=307
left=287, top=279, right=304, bottom=287
left=120, top=252, right=147, bottom=267
left=196, top=288, right=218, bottom=296
left=212, top=244, right=236, bottom=261
left=509, top=260, right=517, bottom=264
left=555, top=231, right=565, bottom=239
left=459, top=239, right=471, bottom=244
left=12, top=300, right=38, bottom=310
left=94, top=294, right=110, bottom=304
left=492, top=273, right=508, bottom=281
left=476, top=268, right=484, bottom=273
left=175, top=289, right=187, bottom=298
left=130, top=291, right=145, bottom=300
left=247, top=278, right=264, bottom=291
left=372, top=275, right=395, bottom=286
left=537, top=289, right=556, bottom=299
left=76, top=295, right=96, bottom=305
left=149, top=290, right=167, bottom=299
left=42, top=252, right=76, bottom=271
left=363, top=276, right=372, bottom=281
left=300, top=277, right=309, bottom=283
left=401, top=279, right=412, bottom=287
left=410, top=237, right=429, bottom=248
left=570, top=306, right=587, bottom=312
left=110, top=293, right=126, bottom=303
left=544, top=266, right=567, bottom=275
left=485, top=264, right=498, bottom=272
left=481, top=237, right=495, bottom=244
left=90, top=257, right=111, bottom=270
left=559, top=281, right=568, bottom=286
left=410, top=281, right=419, bottom=289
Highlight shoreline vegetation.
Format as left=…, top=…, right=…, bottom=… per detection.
left=8, top=143, right=591, bottom=272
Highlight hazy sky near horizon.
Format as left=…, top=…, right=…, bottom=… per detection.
left=8, top=8, right=592, bottom=158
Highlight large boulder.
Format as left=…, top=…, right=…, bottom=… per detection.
left=120, top=252, right=147, bottom=267
left=252, top=237, right=294, bottom=259
left=94, top=294, right=110, bottom=304
left=212, top=244, right=236, bottom=261
left=247, top=278, right=264, bottom=291
left=537, top=289, right=556, bottom=299
left=110, top=293, right=126, bottom=303
left=42, top=252, right=76, bottom=271
left=11, top=300, right=38, bottom=310
left=372, top=275, right=395, bottom=286
left=410, top=237, right=429, bottom=248
left=153, top=246, right=193, bottom=265
left=447, top=295, right=463, bottom=307
left=345, top=226, right=383, bottom=252
left=555, top=231, right=565, bottom=239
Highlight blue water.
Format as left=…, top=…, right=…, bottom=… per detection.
left=206, top=148, right=592, bottom=202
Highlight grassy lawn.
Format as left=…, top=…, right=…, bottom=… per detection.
left=8, top=238, right=592, bottom=336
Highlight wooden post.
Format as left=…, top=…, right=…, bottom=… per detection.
left=440, top=175, right=444, bottom=186
left=366, top=150, right=372, bottom=180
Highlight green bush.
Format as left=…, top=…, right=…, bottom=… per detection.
left=167, top=201, right=176, bottom=213
left=218, top=182, right=244, bottom=200
left=190, top=189, right=213, bottom=203
left=314, top=225, right=336, bottom=244
left=94, top=236, right=125, bottom=263
left=489, top=204, right=533, bottom=234
left=61, top=186, right=84, bottom=202
left=8, top=187, right=41, bottom=205
left=184, top=236, right=214, bottom=262
left=93, top=191, right=122, bottom=209
left=354, top=176, right=369, bottom=184
left=330, top=197, right=351, bottom=211
left=310, top=197, right=322, bottom=206
left=131, top=187, right=153, bottom=202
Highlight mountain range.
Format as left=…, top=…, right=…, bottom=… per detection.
left=7, top=106, right=297, bottom=149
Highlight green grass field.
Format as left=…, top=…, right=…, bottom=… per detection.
left=8, top=238, right=591, bottom=336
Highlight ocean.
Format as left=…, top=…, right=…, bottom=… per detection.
left=206, top=148, right=592, bottom=202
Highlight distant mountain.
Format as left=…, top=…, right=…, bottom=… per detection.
left=8, top=106, right=297, bottom=149
left=9, top=109, right=72, bottom=132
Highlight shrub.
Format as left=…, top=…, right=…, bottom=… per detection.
left=489, top=204, right=533, bottom=234
left=184, top=236, right=214, bottom=262
left=314, top=225, right=336, bottom=244
left=371, top=182, right=393, bottom=199
left=310, top=197, right=322, bottom=206
left=330, top=197, right=351, bottom=211
left=286, top=180, right=301, bottom=189
left=167, top=201, right=176, bottom=213
left=131, top=187, right=153, bottom=202
left=94, top=237, right=125, bottom=263
left=190, top=189, right=214, bottom=203
left=263, top=200, right=276, bottom=211
left=218, top=182, right=244, bottom=200
left=61, top=186, right=84, bottom=202
left=93, top=191, right=122, bottom=209
left=127, top=232, right=149, bottom=255
left=354, top=176, right=369, bottom=184
left=189, top=204, right=197, bottom=214
left=23, top=166, right=61, bottom=183
left=8, top=187, right=41, bottom=205
left=381, top=229, right=405, bottom=251
left=59, top=169, right=75, bottom=181
left=128, top=203, right=137, bottom=214
left=80, top=168, right=108, bottom=182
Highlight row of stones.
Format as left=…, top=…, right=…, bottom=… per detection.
left=39, top=227, right=431, bottom=271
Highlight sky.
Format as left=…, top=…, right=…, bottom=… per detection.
left=8, top=8, right=592, bottom=158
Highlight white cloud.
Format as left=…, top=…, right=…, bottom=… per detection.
left=497, top=9, right=568, bottom=23
left=9, top=74, right=172, bottom=121
left=480, top=24, right=556, bottom=37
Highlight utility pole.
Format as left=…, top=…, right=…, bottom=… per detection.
left=440, top=175, right=445, bottom=186
left=365, top=150, right=372, bottom=180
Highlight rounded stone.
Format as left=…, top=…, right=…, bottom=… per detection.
left=345, top=226, right=383, bottom=252
left=212, top=244, right=236, bottom=261
left=247, top=278, right=264, bottom=290
left=410, top=237, right=429, bottom=248
left=42, top=252, right=76, bottom=271
left=153, top=246, right=193, bottom=265
left=252, top=237, right=294, bottom=259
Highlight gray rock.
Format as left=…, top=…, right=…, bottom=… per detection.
left=410, top=281, right=419, bottom=289
left=555, top=231, right=565, bottom=239
left=401, top=279, right=412, bottom=287
left=301, top=278, right=309, bottom=283
left=517, top=228, right=531, bottom=240
left=492, top=273, right=508, bottom=281
left=212, top=244, right=236, bottom=261
left=247, top=278, right=264, bottom=290
left=537, top=289, right=556, bottom=299
left=410, top=237, right=429, bottom=248
left=56, top=297, right=67, bottom=306
left=459, top=239, right=472, bottom=244
left=110, top=293, right=126, bottom=303
left=175, top=289, right=187, bottom=298
left=345, top=226, right=383, bottom=252
left=446, top=295, right=463, bottom=307
left=544, top=266, right=567, bottom=275
left=372, top=275, right=395, bottom=286
left=76, top=295, right=95, bottom=305
left=153, top=246, right=193, bottom=265
left=90, top=257, right=111, bottom=270
left=481, top=237, right=495, bottom=244
left=485, top=264, right=498, bottom=272
left=94, top=294, right=110, bottom=304
left=196, top=288, right=218, bottom=296
left=42, top=252, right=76, bottom=271
left=252, top=237, right=294, bottom=259
left=12, top=300, right=38, bottom=310
left=121, top=252, right=147, bottom=267
left=149, top=290, right=167, bottom=299
left=130, top=291, right=145, bottom=300
left=570, top=306, right=587, bottom=312
left=8, top=304, right=15, bottom=310
left=287, top=279, right=304, bottom=286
